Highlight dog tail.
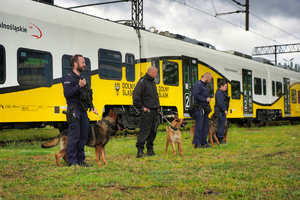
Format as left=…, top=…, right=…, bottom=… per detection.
left=41, top=129, right=67, bottom=148
left=185, top=131, right=192, bottom=139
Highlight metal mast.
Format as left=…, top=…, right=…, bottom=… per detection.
left=252, top=43, right=300, bottom=65
left=131, top=0, right=144, bottom=28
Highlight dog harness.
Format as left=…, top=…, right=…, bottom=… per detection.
left=170, top=125, right=178, bottom=131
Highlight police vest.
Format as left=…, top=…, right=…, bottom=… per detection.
left=215, top=89, right=230, bottom=111
left=69, top=72, right=94, bottom=112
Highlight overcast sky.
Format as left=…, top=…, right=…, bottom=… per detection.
left=54, top=0, right=300, bottom=67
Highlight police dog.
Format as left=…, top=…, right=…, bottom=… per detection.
left=41, top=109, right=122, bottom=166
left=165, top=115, right=188, bottom=156
left=186, top=112, right=220, bottom=147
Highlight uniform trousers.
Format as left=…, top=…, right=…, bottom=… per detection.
left=136, top=109, right=158, bottom=150
left=216, top=111, right=226, bottom=139
left=66, top=109, right=89, bottom=165
left=193, top=109, right=209, bottom=145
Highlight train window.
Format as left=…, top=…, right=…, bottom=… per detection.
left=0, top=45, right=5, bottom=84
left=254, top=78, right=262, bottom=95
left=152, top=60, right=160, bottom=84
left=217, top=78, right=228, bottom=95
left=163, top=60, right=178, bottom=86
left=298, top=91, right=300, bottom=104
left=125, top=54, right=135, bottom=82
left=62, top=55, right=91, bottom=87
left=272, top=81, right=275, bottom=96
left=231, top=80, right=241, bottom=99
left=98, top=49, right=122, bottom=80
left=17, top=48, right=52, bottom=86
left=291, top=90, right=297, bottom=104
left=191, top=65, right=198, bottom=85
left=207, top=78, right=214, bottom=98
left=263, top=79, right=266, bottom=96
left=276, top=81, right=282, bottom=97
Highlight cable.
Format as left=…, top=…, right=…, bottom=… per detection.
left=224, top=0, right=300, bottom=41
left=224, top=0, right=243, bottom=8
left=171, top=0, right=295, bottom=44
left=211, top=0, right=217, bottom=14
left=249, top=13, right=300, bottom=41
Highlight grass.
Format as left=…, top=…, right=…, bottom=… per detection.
left=0, top=123, right=300, bottom=199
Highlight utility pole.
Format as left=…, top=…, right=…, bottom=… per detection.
left=131, top=0, right=143, bottom=28
left=245, top=0, right=249, bottom=31
left=215, top=0, right=250, bottom=31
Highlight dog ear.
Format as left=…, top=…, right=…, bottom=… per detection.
left=174, top=114, right=178, bottom=120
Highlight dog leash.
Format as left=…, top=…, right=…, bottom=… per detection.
left=158, top=111, right=172, bottom=125
left=96, top=113, right=102, bottom=123
left=158, top=111, right=179, bottom=131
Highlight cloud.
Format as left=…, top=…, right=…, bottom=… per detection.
left=54, top=0, right=300, bottom=65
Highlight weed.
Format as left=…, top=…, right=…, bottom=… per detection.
left=0, top=124, right=300, bottom=199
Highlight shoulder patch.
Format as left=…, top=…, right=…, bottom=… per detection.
left=139, top=79, right=144, bottom=83
left=64, top=81, right=71, bottom=84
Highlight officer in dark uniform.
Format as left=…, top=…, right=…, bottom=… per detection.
left=192, top=72, right=212, bottom=148
left=133, top=66, right=160, bottom=158
left=215, top=80, right=230, bottom=144
left=62, top=54, right=98, bottom=167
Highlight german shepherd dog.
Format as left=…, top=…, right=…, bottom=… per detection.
left=186, top=112, right=224, bottom=147
left=165, top=115, right=188, bottom=156
left=41, top=109, right=122, bottom=166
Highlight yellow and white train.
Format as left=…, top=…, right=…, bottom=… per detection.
left=1, top=0, right=300, bottom=130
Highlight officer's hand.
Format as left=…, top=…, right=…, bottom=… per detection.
left=225, top=110, right=228, bottom=115
left=92, top=108, right=98, bottom=115
left=79, top=78, right=86, bottom=87
left=206, top=98, right=211, bottom=102
left=143, top=107, right=150, bottom=112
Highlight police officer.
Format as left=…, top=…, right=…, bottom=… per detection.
left=133, top=66, right=160, bottom=158
left=215, top=80, right=230, bottom=144
left=192, top=72, right=212, bottom=148
left=62, top=54, right=98, bottom=167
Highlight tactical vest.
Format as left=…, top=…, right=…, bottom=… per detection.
left=215, top=89, right=230, bottom=111
left=69, top=72, right=94, bottom=112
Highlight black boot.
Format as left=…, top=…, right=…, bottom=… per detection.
left=146, top=149, right=156, bottom=156
left=218, top=138, right=227, bottom=144
left=136, top=149, right=146, bottom=158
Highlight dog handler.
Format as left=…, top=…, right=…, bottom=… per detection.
left=214, top=80, right=230, bottom=144
left=133, top=66, right=160, bottom=158
left=62, top=54, right=98, bottom=167
left=192, top=72, right=212, bottom=148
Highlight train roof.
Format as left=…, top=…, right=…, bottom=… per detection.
left=29, top=0, right=299, bottom=73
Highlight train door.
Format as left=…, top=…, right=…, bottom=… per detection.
left=283, top=78, right=291, bottom=116
left=182, top=57, right=198, bottom=117
left=242, top=69, right=253, bottom=116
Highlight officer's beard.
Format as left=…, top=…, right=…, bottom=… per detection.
left=77, top=65, right=85, bottom=72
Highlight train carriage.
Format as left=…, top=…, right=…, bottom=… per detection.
left=0, top=0, right=299, bottom=131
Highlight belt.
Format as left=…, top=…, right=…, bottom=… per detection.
left=68, top=104, right=79, bottom=110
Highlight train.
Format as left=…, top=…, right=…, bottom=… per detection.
left=0, top=0, right=300, bottom=131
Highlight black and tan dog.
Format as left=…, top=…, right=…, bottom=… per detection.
left=186, top=112, right=225, bottom=147
left=41, top=109, right=122, bottom=167
left=165, top=115, right=188, bottom=156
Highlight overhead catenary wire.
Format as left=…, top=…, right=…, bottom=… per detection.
left=172, top=0, right=299, bottom=44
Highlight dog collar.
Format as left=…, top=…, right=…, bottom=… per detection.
left=102, top=118, right=115, bottom=130
left=170, top=125, right=178, bottom=131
